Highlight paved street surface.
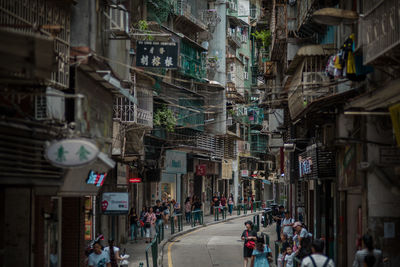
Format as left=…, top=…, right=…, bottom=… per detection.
left=122, top=212, right=262, bottom=267
left=163, top=216, right=277, bottom=267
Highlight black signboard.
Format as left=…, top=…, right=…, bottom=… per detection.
left=136, top=41, right=179, bottom=68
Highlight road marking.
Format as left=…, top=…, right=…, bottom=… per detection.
left=167, top=228, right=203, bottom=267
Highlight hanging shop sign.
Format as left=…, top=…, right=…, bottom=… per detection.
left=136, top=41, right=178, bottom=68
left=86, top=170, right=108, bottom=187
left=129, top=178, right=142, bottom=183
left=298, top=156, right=313, bottom=177
left=241, top=170, right=249, bottom=177
left=45, top=138, right=99, bottom=168
left=196, top=164, right=207, bottom=176
left=101, top=192, right=129, bottom=215
left=222, top=160, right=233, bottom=179
left=165, top=150, right=187, bottom=174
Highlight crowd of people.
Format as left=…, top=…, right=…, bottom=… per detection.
left=128, top=196, right=204, bottom=243
left=241, top=208, right=384, bottom=267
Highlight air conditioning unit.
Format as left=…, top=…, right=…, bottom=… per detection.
left=227, top=116, right=233, bottom=126
left=109, top=4, right=129, bottom=36
left=35, top=87, right=65, bottom=121
left=244, top=72, right=249, bottom=80
left=227, top=72, right=234, bottom=82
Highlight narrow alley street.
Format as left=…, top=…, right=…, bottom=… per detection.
left=163, top=216, right=277, bottom=267
left=1, top=0, right=400, bottom=267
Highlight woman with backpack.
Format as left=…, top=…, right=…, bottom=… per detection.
left=241, top=221, right=257, bottom=267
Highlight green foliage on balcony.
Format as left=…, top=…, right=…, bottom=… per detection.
left=179, top=40, right=206, bottom=80
left=177, top=98, right=204, bottom=131
left=147, top=0, right=174, bottom=24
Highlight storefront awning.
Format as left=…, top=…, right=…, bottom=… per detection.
left=313, top=8, right=359, bottom=26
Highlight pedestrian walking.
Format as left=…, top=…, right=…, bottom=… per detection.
left=144, top=207, right=156, bottom=243
left=192, top=196, right=202, bottom=223
left=278, top=232, right=291, bottom=267
left=284, top=245, right=299, bottom=267
left=241, top=220, right=257, bottom=267
left=228, top=194, right=234, bottom=215
left=172, top=199, right=181, bottom=228
left=250, top=237, right=273, bottom=267
left=300, top=239, right=334, bottom=267
left=104, top=239, right=122, bottom=267
left=185, top=197, right=191, bottom=224
left=293, top=222, right=312, bottom=255
left=139, top=206, right=147, bottom=238
left=153, top=200, right=164, bottom=227
left=162, top=201, right=170, bottom=229
left=88, top=241, right=111, bottom=267
left=352, top=234, right=383, bottom=267
left=273, top=205, right=285, bottom=241
left=129, top=208, right=138, bottom=242
left=281, top=211, right=295, bottom=238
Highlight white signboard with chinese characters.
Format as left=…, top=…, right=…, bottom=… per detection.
left=101, top=192, right=129, bottom=215
left=136, top=41, right=178, bottom=68
left=45, top=138, right=99, bottom=168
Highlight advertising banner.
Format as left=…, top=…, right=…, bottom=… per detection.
left=101, top=192, right=129, bottom=215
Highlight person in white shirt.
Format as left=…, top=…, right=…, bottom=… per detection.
left=88, top=242, right=111, bottom=267
left=284, top=246, right=299, bottom=267
left=301, top=239, right=335, bottom=267
left=281, top=211, right=295, bottom=238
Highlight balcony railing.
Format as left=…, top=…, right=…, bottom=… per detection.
left=297, top=0, right=317, bottom=30
left=363, top=0, right=400, bottom=65
left=174, top=0, right=207, bottom=31
left=113, top=97, right=153, bottom=128
left=227, top=30, right=242, bottom=48
left=137, top=108, right=153, bottom=128
left=0, top=0, right=70, bottom=88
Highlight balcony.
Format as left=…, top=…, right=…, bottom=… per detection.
left=227, top=0, right=238, bottom=16
left=362, top=0, right=400, bottom=71
left=173, top=0, right=207, bottom=32
left=251, top=134, right=268, bottom=154
left=269, top=0, right=287, bottom=62
left=113, top=97, right=153, bottom=128
left=248, top=107, right=264, bottom=129
left=179, top=40, right=206, bottom=81
left=0, top=0, right=70, bottom=88
left=227, top=30, right=242, bottom=48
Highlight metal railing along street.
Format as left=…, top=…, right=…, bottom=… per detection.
left=213, top=206, right=227, bottom=221
left=170, top=213, right=183, bottom=234
left=145, top=233, right=159, bottom=267
left=191, top=210, right=203, bottom=227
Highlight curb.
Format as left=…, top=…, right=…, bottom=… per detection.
left=159, top=211, right=263, bottom=267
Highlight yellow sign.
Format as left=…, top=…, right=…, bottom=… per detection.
left=389, top=103, right=400, bottom=147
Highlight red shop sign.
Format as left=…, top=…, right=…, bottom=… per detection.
left=196, top=164, right=206, bottom=176
left=129, top=178, right=142, bottom=183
